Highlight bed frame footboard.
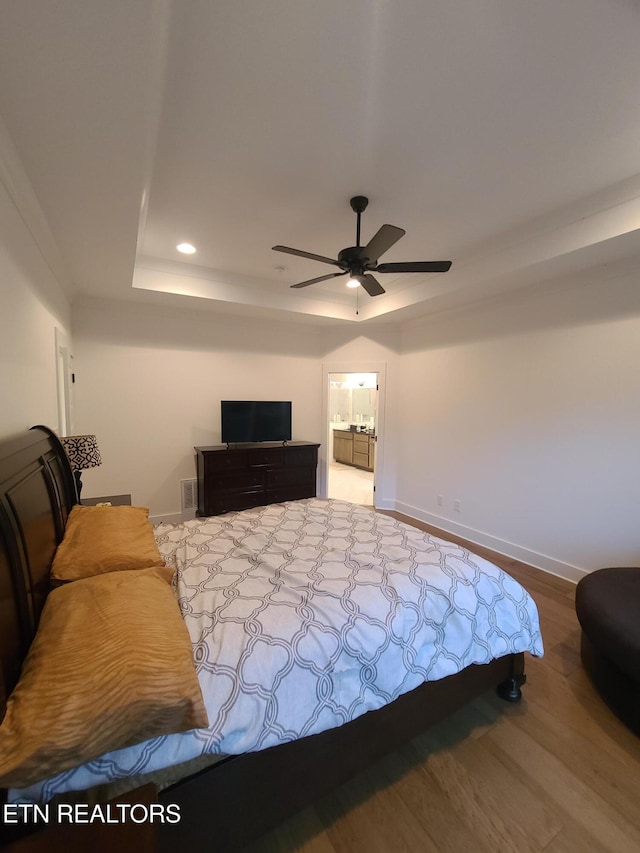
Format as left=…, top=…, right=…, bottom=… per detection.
left=159, top=652, right=524, bottom=851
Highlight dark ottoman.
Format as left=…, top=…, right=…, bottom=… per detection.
left=575, top=567, right=640, bottom=736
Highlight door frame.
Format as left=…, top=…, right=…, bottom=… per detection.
left=55, top=327, right=74, bottom=435
left=320, top=360, right=386, bottom=507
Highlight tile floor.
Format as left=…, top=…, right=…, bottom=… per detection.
left=327, top=461, right=374, bottom=507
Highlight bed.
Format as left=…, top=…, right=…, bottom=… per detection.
left=0, top=425, right=543, bottom=850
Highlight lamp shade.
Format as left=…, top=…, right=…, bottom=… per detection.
left=60, top=435, right=102, bottom=472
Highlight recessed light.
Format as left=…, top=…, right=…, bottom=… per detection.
left=176, top=242, right=196, bottom=254
left=346, top=278, right=360, bottom=288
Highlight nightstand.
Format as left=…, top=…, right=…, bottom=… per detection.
left=81, top=494, right=132, bottom=507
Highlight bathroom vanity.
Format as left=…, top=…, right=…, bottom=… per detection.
left=333, top=429, right=375, bottom=471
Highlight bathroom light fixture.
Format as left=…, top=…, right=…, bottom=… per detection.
left=176, top=242, right=197, bottom=254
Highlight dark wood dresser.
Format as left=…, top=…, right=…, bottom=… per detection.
left=195, top=442, right=320, bottom=517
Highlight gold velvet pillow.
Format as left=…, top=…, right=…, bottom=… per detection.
left=50, top=504, right=165, bottom=583
left=0, top=566, right=208, bottom=789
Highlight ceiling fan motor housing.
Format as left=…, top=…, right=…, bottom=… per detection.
left=338, top=246, right=369, bottom=274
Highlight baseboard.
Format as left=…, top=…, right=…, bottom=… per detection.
left=373, top=496, right=396, bottom=511
left=392, top=501, right=587, bottom=584
left=150, top=511, right=184, bottom=526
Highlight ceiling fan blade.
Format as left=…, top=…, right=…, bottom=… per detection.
left=272, top=245, right=340, bottom=267
left=291, top=271, right=347, bottom=289
left=364, top=224, right=406, bottom=262
left=376, top=260, right=452, bottom=274
left=354, top=274, right=385, bottom=297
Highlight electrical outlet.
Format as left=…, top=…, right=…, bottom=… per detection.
left=454, top=499, right=461, bottom=512
left=436, top=494, right=443, bottom=507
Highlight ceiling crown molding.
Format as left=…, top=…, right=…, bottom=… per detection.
left=0, top=113, right=72, bottom=295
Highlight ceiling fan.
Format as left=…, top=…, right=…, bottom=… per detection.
left=272, top=196, right=452, bottom=297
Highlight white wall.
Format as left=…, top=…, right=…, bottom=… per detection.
left=397, top=271, right=640, bottom=578
left=64, top=267, right=640, bottom=579
left=0, top=178, right=71, bottom=436
left=73, top=300, right=405, bottom=520
left=73, top=297, right=333, bottom=518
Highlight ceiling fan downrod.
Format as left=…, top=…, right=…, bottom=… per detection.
left=350, top=196, right=368, bottom=248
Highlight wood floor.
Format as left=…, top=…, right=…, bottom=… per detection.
left=244, top=512, right=640, bottom=853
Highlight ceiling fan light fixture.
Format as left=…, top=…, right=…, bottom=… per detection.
left=176, top=242, right=197, bottom=254
left=346, top=278, right=360, bottom=288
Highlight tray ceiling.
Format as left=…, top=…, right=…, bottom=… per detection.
left=0, top=0, right=639, bottom=325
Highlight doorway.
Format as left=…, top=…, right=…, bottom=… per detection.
left=322, top=363, right=386, bottom=508
left=55, top=327, right=74, bottom=435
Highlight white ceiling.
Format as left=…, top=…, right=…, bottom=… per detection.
left=1, top=0, right=640, bottom=326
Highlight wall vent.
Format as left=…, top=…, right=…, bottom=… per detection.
left=180, top=478, right=197, bottom=512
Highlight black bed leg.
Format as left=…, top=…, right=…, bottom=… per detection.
left=497, top=653, right=527, bottom=702
left=497, top=672, right=526, bottom=702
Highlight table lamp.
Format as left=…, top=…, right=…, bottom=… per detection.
left=60, top=434, right=102, bottom=498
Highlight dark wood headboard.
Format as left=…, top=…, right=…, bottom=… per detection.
left=0, top=425, right=77, bottom=717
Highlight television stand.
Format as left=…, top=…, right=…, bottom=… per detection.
left=195, top=442, right=320, bottom=517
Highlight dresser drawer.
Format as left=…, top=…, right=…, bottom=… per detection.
left=267, top=467, right=314, bottom=488
left=266, top=485, right=315, bottom=504
left=204, top=489, right=266, bottom=516
left=205, top=470, right=265, bottom=493
left=247, top=448, right=284, bottom=468
left=204, top=452, right=247, bottom=473
left=283, top=446, right=318, bottom=467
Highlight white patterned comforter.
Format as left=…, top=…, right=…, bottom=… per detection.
left=13, top=499, right=543, bottom=802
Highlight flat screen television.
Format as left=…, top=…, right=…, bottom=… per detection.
left=221, top=401, right=292, bottom=444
